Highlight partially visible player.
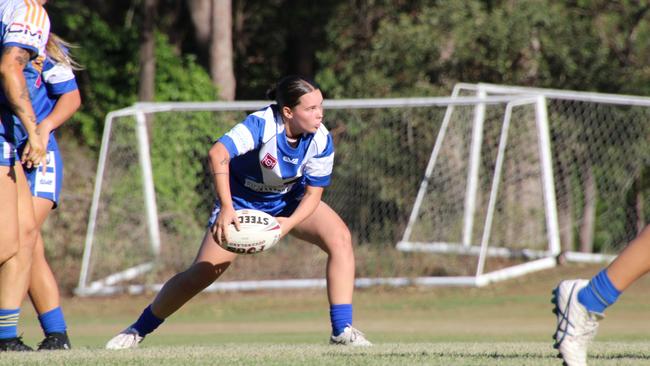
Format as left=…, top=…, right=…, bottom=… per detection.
left=553, top=224, right=650, bottom=366
left=21, top=33, right=81, bottom=351
left=0, top=0, right=50, bottom=352
left=105, top=75, right=372, bottom=349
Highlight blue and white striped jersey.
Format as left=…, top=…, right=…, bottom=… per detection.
left=219, top=104, right=335, bottom=204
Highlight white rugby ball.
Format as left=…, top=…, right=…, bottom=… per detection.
left=222, top=209, right=281, bottom=254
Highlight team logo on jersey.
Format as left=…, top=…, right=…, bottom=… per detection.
left=261, top=153, right=277, bottom=169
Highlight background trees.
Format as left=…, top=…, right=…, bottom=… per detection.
left=46, top=0, right=650, bottom=141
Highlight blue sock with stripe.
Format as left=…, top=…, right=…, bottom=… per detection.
left=330, top=304, right=352, bottom=336
left=578, top=269, right=621, bottom=313
left=132, top=305, right=164, bottom=336
left=38, top=307, right=67, bottom=335
left=0, top=308, right=19, bottom=339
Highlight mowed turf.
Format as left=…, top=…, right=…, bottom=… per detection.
left=6, top=264, right=650, bottom=365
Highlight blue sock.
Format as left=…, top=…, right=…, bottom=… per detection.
left=330, top=304, right=352, bottom=336
left=38, top=307, right=67, bottom=335
left=0, top=308, right=19, bottom=339
left=578, top=269, right=621, bottom=313
left=132, top=305, right=164, bottom=336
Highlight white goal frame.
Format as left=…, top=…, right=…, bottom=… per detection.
left=76, top=86, right=636, bottom=296
left=397, top=82, right=648, bottom=265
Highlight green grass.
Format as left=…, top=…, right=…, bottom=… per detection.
left=4, top=343, right=650, bottom=365
left=6, top=264, right=650, bottom=364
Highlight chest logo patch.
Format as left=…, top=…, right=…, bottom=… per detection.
left=261, top=153, right=277, bottom=169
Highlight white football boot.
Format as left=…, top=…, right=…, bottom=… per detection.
left=105, top=327, right=144, bottom=350
left=552, top=279, right=603, bottom=366
left=330, top=325, right=372, bottom=346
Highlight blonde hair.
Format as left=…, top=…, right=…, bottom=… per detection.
left=46, top=33, right=83, bottom=70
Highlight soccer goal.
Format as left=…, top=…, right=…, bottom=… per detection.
left=75, top=85, right=650, bottom=296
left=399, top=83, right=650, bottom=265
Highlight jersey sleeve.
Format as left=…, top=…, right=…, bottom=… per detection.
left=304, top=133, right=334, bottom=187
left=217, top=114, right=265, bottom=158
left=3, top=1, right=50, bottom=58
left=42, top=58, right=78, bottom=96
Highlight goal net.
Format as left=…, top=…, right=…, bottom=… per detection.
left=76, top=85, right=650, bottom=295
left=400, top=83, right=649, bottom=265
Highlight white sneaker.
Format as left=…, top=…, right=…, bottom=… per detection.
left=105, top=327, right=144, bottom=350
left=329, top=325, right=372, bottom=346
left=552, top=279, right=603, bottom=366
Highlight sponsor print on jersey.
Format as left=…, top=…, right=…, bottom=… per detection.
left=33, top=151, right=56, bottom=194
left=282, top=156, right=299, bottom=164
left=244, top=178, right=294, bottom=194
left=1, top=0, right=50, bottom=59
left=6, top=21, right=45, bottom=43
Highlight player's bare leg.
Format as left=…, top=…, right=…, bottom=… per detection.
left=291, top=201, right=354, bottom=305
left=604, top=225, right=650, bottom=291
left=0, top=166, right=19, bottom=264
left=291, top=201, right=371, bottom=346
left=151, top=231, right=236, bottom=318
left=29, top=197, right=71, bottom=350
left=0, top=164, right=37, bottom=351
left=106, top=231, right=236, bottom=349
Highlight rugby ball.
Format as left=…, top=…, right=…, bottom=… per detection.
left=222, top=209, right=282, bottom=254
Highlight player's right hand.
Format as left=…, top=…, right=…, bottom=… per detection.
left=211, top=205, right=241, bottom=245
left=22, top=131, right=47, bottom=173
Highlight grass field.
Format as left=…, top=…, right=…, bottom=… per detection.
left=6, top=264, right=650, bottom=365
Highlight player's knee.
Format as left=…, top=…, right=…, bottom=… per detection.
left=0, top=237, right=19, bottom=264
left=328, top=227, right=353, bottom=255
left=19, top=221, right=39, bottom=251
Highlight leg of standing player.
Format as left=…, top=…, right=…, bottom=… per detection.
left=106, top=230, right=237, bottom=349
left=553, top=224, right=650, bottom=366
left=27, top=149, right=71, bottom=350
left=0, top=162, right=38, bottom=351
left=290, top=201, right=371, bottom=346
left=28, top=195, right=71, bottom=349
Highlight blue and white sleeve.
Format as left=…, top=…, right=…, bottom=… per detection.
left=304, top=133, right=334, bottom=187
left=43, top=58, right=78, bottom=96
left=3, top=1, right=50, bottom=58
left=217, top=115, right=265, bottom=158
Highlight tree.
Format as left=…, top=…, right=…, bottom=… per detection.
left=139, top=0, right=158, bottom=102
left=187, top=0, right=211, bottom=49
left=212, top=0, right=235, bottom=100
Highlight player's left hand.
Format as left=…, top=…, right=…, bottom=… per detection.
left=275, top=217, right=291, bottom=239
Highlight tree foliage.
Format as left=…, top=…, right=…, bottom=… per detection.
left=317, top=0, right=650, bottom=97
